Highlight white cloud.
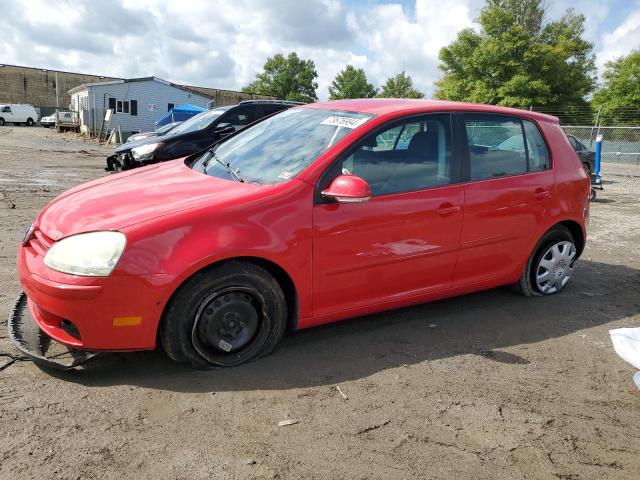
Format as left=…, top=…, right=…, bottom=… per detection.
left=0, top=0, right=637, bottom=100
left=596, top=9, right=640, bottom=72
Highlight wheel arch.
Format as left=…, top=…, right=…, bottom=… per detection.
left=556, top=219, right=585, bottom=258
left=160, top=256, right=300, bottom=340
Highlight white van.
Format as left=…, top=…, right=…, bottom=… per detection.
left=0, top=104, right=38, bottom=126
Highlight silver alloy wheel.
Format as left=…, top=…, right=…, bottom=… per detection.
left=535, top=240, right=576, bottom=294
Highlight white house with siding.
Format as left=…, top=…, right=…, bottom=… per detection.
left=68, top=77, right=212, bottom=136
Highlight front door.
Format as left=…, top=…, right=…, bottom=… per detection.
left=312, top=114, right=464, bottom=319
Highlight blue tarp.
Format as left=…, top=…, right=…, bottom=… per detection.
left=154, top=104, right=206, bottom=127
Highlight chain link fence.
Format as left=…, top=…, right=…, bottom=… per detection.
left=561, top=126, right=640, bottom=166
left=530, top=106, right=640, bottom=166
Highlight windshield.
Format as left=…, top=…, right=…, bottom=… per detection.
left=195, top=108, right=373, bottom=184
left=170, top=108, right=226, bottom=135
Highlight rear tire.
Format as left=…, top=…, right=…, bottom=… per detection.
left=26, top=118, right=34, bottom=126
left=511, top=225, right=576, bottom=297
left=160, top=261, right=287, bottom=368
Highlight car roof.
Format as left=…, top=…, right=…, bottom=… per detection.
left=301, top=98, right=558, bottom=123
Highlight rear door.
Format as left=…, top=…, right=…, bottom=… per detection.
left=454, top=113, right=554, bottom=286
left=313, top=113, right=465, bottom=318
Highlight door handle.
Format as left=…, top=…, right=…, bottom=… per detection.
left=435, top=203, right=461, bottom=216
left=534, top=188, right=551, bottom=200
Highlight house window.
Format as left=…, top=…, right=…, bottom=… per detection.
left=116, top=101, right=123, bottom=113
left=108, top=97, right=116, bottom=112
left=123, top=101, right=130, bottom=114
left=168, top=103, right=175, bottom=111
left=131, top=100, right=137, bottom=116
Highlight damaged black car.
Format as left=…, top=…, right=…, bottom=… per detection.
left=105, top=100, right=301, bottom=172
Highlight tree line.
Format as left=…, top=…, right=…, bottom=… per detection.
left=242, top=0, right=639, bottom=125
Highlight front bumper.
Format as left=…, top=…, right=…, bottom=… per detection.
left=8, top=293, right=98, bottom=370
left=17, top=230, right=175, bottom=352
left=106, top=151, right=137, bottom=171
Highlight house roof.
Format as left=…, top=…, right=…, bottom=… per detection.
left=68, top=76, right=216, bottom=99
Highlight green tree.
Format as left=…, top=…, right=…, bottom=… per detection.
left=592, top=50, right=640, bottom=125
left=377, top=71, right=424, bottom=99
left=328, top=65, right=377, bottom=100
left=434, top=0, right=596, bottom=109
left=243, top=52, right=318, bottom=103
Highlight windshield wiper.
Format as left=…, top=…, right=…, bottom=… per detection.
left=203, top=152, right=244, bottom=182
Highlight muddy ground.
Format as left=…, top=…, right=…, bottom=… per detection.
left=0, top=126, right=639, bottom=480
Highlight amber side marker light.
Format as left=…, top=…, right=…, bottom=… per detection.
left=113, top=316, right=143, bottom=327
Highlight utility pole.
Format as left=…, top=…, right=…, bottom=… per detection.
left=55, top=71, right=59, bottom=111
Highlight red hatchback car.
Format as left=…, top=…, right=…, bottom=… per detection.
left=12, top=99, right=590, bottom=368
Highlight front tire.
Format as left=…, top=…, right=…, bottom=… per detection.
left=512, top=225, right=577, bottom=297
left=160, top=261, right=287, bottom=368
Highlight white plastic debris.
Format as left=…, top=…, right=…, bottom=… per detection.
left=278, top=419, right=299, bottom=427
left=609, top=327, right=640, bottom=389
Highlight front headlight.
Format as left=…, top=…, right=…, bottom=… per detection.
left=44, top=231, right=126, bottom=276
left=131, top=142, right=163, bottom=160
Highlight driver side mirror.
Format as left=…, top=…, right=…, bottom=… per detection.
left=214, top=122, right=235, bottom=137
left=322, top=174, right=371, bottom=203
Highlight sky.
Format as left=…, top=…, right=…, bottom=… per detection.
left=1, top=0, right=639, bottom=100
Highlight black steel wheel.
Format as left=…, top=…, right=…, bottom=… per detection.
left=160, top=261, right=288, bottom=368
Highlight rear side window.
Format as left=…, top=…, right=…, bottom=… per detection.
left=464, top=114, right=549, bottom=180
left=261, top=104, right=287, bottom=116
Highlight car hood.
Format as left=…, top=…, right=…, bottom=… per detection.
left=37, top=160, right=265, bottom=240
left=127, top=132, right=156, bottom=142
left=115, top=135, right=165, bottom=153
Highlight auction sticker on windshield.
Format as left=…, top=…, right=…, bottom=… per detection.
left=321, top=115, right=369, bottom=129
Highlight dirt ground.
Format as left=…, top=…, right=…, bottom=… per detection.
left=1, top=126, right=639, bottom=480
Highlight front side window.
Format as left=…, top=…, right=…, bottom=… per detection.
left=2, top=106, right=11, bottom=113
left=338, top=114, right=452, bottom=196
left=465, top=114, right=549, bottom=180
left=224, top=107, right=256, bottom=128
left=194, top=108, right=373, bottom=184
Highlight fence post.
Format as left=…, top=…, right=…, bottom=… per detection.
left=590, top=105, right=602, bottom=148
left=595, top=134, right=603, bottom=186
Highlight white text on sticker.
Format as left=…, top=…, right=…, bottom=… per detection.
left=321, top=116, right=368, bottom=129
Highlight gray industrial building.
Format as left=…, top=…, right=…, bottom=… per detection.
left=0, top=64, right=274, bottom=132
